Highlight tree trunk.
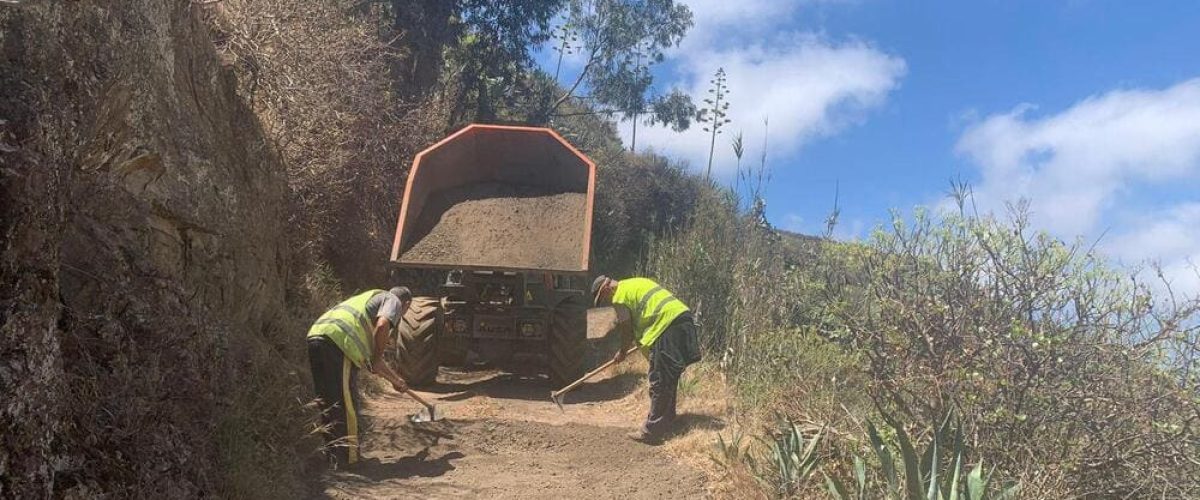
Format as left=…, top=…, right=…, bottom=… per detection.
left=631, top=113, right=638, bottom=152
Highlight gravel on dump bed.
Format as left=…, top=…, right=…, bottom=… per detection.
left=400, top=183, right=587, bottom=270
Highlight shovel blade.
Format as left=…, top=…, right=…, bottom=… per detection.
left=409, top=406, right=439, bottom=423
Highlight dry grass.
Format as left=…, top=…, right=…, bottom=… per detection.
left=658, top=361, right=760, bottom=499
left=203, top=0, right=445, bottom=289
left=216, top=328, right=320, bottom=499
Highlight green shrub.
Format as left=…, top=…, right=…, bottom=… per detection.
left=823, top=201, right=1200, bottom=496
left=651, top=180, right=1198, bottom=497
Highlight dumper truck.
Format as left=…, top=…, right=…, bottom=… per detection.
left=387, top=124, right=595, bottom=386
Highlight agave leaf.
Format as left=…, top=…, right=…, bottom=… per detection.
left=923, top=412, right=955, bottom=496
left=946, top=417, right=965, bottom=500
left=854, top=455, right=867, bottom=491
left=920, top=436, right=936, bottom=486
left=925, top=434, right=940, bottom=500
left=880, top=411, right=924, bottom=499
left=798, top=427, right=825, bottom=479
left=937, top=411, right=955, bottom=440
left=867, top=422, right=898, bottom=493
left=803, top=427, right=824, bottom=458
left=966, top=461, right=985, bottom=500
left=947, top=445, right=964, bottom=500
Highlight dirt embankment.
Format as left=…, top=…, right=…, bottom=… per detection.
left=401, top=183, right=587, bottom=270
left=1, top=1, right=304, bottom=497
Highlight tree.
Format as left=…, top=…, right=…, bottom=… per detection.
left=628, top=41, right=649, bottom=152
left=698, top=67, right=732, bottom=180
left=625, top=41, right=696, bottom=152
left=388, top=0, right=564, bottom=120
left=541, top=0, right=695, bottom=131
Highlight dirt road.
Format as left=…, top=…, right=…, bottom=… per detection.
left=317, top=309, right=718, bottom=499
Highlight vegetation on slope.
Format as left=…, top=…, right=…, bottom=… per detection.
left=647, top=176, right=1200, bottom=497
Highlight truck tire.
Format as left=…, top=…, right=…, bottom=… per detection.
left=548, top=294, right=588, bottom=386
left=394, top=297, right=441, bottom=386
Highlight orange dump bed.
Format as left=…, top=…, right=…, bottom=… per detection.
left=389, top=124, right=596, bottom=274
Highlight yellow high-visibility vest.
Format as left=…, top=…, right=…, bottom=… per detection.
left=612, top=278, right=689, bottom=349
left=307, top=289, right=383, bottom=368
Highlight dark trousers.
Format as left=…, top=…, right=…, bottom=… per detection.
left=308, top=336, right=362, bottom=467
left=643, top=313, right=702, bottom=437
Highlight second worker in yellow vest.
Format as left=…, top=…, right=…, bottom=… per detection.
left=306, top=286, right=413, bottom=468
left=591, top=276, right=702, bottom=444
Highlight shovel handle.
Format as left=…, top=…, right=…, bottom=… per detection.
left=551, top=345, right=640, bottom=399
left=405, top=389, right=436, bottom=413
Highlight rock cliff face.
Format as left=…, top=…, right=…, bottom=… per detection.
left=1, top=1, right=295, bottom=496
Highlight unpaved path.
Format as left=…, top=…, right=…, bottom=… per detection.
left=317, top=309, right=715, bottom=499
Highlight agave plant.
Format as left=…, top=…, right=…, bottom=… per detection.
left=826, top=412, right=1019, bottom=500
left=711, top=428, right=753, bottom=470
left=751, top=418, right=827, bottom=498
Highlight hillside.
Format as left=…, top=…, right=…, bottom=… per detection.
left=1, top=1, right=300, bottom=496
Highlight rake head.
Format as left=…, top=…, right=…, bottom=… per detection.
left=550, top=392, right=565, bottom=412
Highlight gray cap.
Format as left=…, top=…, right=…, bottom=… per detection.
left=590, top=275, right=610, bottom=306
left=389, top=286, right=412, bottom=302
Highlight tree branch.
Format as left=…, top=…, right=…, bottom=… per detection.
left=546, top=47, right=598, bottom=118
left=553, top=108, right=621, bottom=117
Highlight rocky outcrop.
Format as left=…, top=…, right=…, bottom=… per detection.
left=1, top=1, right=297, bottom=496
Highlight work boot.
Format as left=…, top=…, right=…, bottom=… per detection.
left=626, top=430, right=662, bottom=445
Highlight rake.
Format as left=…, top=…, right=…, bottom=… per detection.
left=550, top=346, right=640, bottom=411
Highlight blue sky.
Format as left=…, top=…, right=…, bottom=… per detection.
left=541, top=0, right=1200, bottom=294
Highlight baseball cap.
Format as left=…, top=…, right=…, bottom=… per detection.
left=590, top=275, right=610, bottom=306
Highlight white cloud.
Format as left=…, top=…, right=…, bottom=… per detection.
left=955, top=78, right=1200, bottom=296
left=675, top=0, right=803, bottom=48
left=1105, top=203, right=1200, bottom=295
left=956, top=79, right=1200, bottom=235
left=1106, top=203, right=1200, bottom=262
left=627, top=33, right=906, bottom=176
left=547, top=1, right=903, bottom=177
left=679, top=0, right=852, bottom=43
left=610, top=0, right=903, bottom=176
left=683, top=0, right=796, bottom=25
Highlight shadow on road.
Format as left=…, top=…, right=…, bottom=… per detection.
left=337, top=448, right=465, bottom=483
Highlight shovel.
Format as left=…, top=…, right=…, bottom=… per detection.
left=405, top=390, right=441, bottom=423
left=550, top=345, right=640, bottom=411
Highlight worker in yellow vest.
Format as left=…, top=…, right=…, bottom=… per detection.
left=306, top=286, right=413, bottom=467
left=591, top=276, right=702, bottom=444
